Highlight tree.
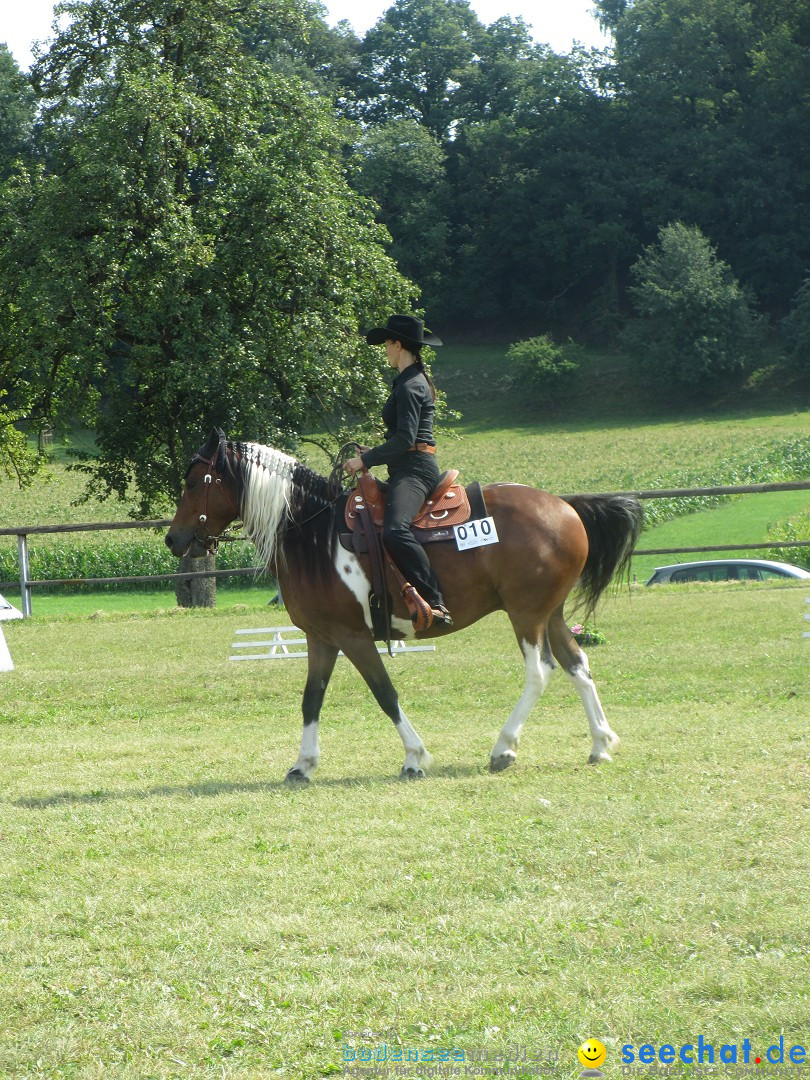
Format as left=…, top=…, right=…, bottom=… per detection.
left=782, top=279, right=810, bottom=377
left=450, top=16, right=541, bottom=125
left=356, top=0, right=485, bottom=139
left=0, top=0, right=414, bottom=515
left=597, top=0, right=810, bottom=314
left=0, top=48, right=41, bottom=484
left=351, top=119, right=450, bottom=301
left=0, top=393, right=40, bottom=487
left=439, top=47, right=634, bottom=333
left=0, top=45, right=35, bottom=179
left=623, top=222, right=761, bottom=392
left=247, top=1, right=363, bottom=104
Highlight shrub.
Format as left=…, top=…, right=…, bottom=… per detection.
left=782, top=278, right=810, bottom=376
left=765, top=516, right=810, bottom=570
left=623, top=222, right=762, bottom=393
left=507, top=334, right=580, bottom=400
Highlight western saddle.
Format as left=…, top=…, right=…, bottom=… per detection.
left=339, top=469, right=486, bottom=643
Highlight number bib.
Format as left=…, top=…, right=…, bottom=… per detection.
left=453, top=517, right=499, bottom=550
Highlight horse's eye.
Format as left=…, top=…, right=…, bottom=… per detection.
left=187, top=477, right=197, bottom=490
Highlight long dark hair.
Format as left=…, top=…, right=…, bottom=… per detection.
left=411, top=348, right=437, bottom=402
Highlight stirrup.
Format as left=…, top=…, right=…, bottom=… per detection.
left=414, top=605, right=452, bottom=627
left=430, top=606, right=453, bottom=627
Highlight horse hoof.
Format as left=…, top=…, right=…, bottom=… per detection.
left=400, top=766, right=426, bottom=781
left=588, top=735, right=619, bottom=765
left=489, top=751, right=516, bottom=773
left=285, top=768, right=311, bottom=784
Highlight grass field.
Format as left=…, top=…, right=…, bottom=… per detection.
left=1, top=345, right=808, bottom=1076
left=1, top=582, right=808, bottom=1078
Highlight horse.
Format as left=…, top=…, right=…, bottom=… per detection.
left=165, top=429, right=643, bottom=781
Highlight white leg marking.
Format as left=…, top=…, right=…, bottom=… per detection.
left=396, top=707, right=432, bottom=774
left=290, top=721, right=320, bottom=778
left=566, top=656, right=620, bottom=763
left=490, top=639, right=553, bottom=768
left=335, top=550, right=373, bottom=633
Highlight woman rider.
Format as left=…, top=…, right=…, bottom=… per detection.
left=343, top=314, right=452, bottom=627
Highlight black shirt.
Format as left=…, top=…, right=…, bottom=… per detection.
left=360, top=366, right=436, bottom=469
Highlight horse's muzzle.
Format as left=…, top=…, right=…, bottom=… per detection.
left=164, top=531, right=208, bottom=558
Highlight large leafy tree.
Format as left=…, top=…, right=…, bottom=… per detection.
left=351, top=119, right=451, bottom=300
left=0, top=45, right=36, bottom=180
left=247, top=0, right=363, bottom=103
left=0, top=0, right=413, bottom=515
left=439, top=47, right=634, bottom=332
left=782, top=278, right=810, bottom=377
left=355, top=0, right=485, bottom=139
left=0, top=46, right=39, bottom=483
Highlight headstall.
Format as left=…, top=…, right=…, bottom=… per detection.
left=189, top=449, right=240, bottom=553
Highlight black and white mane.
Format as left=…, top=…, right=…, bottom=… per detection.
left=230, top=440, right=340, bottom=584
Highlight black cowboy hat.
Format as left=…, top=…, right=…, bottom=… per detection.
left=364, top=314, right=442, bottom=350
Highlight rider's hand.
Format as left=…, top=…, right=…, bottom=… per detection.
left=343, top=456, right=365, bottom=476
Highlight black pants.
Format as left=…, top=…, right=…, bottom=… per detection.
left=383, top=456, right=446, bottom=609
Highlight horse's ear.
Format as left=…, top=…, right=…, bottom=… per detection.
left=215, top=428, right=228, bottom=471
left=198, top=429, right=219, bottom=456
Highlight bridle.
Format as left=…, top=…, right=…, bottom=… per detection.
left=188, top=447, right=241, bottom=554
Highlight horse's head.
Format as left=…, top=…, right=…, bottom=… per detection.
left=165, top=429, right=241, bottom=557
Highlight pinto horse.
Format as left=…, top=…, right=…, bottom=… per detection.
left=165, top=429, right=642, bottom=780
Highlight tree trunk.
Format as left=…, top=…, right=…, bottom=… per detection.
left=175, top=553, right=217, bottom=608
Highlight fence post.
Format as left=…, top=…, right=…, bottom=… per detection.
left=17, top=534, right=32, bottom=618
left=175, top=553, right=217, bottom=608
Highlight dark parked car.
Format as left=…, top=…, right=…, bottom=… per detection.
left=645, top=559, right=810, bottom=585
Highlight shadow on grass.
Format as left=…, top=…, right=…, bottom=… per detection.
left=11, top=764, right=487, bottom=808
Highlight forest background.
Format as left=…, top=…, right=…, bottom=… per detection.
left=0, top=0, right=809, bottom=513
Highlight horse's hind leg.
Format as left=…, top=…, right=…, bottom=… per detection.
left=547, top=604, right=619, bottom=764
left=286, top=638, right=339, bottom=782
left=490, top=626, right=555, bottom=772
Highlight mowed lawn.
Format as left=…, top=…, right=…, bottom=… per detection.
left=1, top=583, right=808, bottom=1078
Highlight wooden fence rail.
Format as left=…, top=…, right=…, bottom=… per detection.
left=2, top=479, right=808, bottom=616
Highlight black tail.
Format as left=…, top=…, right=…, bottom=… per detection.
left=564, top=495, right=644, bottom=618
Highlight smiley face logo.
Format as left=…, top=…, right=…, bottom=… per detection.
left=578, top=1039, right=607, bottom=1070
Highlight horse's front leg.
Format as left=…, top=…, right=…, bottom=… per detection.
left=285, top=638, right=339, bottom=783
left=339, top=633, right=433, bottom=780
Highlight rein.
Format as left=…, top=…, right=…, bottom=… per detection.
left=278, top=442, right=356, bottom=530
